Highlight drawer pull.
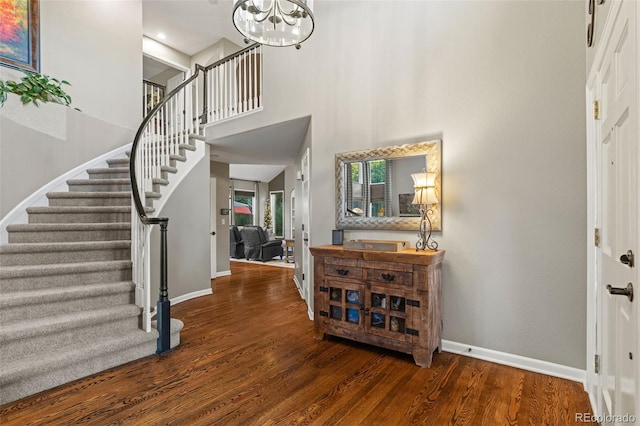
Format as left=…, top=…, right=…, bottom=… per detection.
left=319, top=310, right=329, bottom=317
left=319, top=286, right=329, bottom=293
left=336, top=268, right=349, bottom=276
left=381, top=273, right=395, bottom=282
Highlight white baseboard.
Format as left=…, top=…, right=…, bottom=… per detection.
left=442, top=340, right=586, bottom=384
left=293, top=275, right=303, bottom=298
left=170, top=288, right=212, bottom=306
left=216, top=270, right=231, bottom=278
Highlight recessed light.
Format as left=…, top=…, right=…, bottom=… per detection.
left=157, top=33, right=166, bottom=40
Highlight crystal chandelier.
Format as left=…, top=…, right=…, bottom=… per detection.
left=232, top=0, right=315, bottom=49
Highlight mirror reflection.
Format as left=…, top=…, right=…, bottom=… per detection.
left=344, top=156, right=426, bottom=218
left=335, top=140, right=441, bottom=231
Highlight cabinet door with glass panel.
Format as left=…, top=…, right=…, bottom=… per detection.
left=365, top=284, right=415, bottom=342
left=325, top=279, right=364, bottom=331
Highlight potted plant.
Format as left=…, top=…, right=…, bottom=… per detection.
left=0, top=71, right=74, bottom=108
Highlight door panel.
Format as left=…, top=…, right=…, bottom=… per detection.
left=595, top=0, right=638, bottom=421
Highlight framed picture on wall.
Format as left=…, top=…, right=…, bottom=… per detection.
left=0, top=0, right=40, bottom=72
left=398, top=193, right=420, bottom=217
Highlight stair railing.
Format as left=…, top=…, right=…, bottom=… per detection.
left=130, top=43, right=262, bottom=355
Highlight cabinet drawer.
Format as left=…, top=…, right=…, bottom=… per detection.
left=365, top=268, right=413, bottom=286
left=324, top=258, right=363, bottom=280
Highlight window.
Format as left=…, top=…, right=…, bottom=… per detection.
left=369, top=160, right=386, bottom=217
left=233, top=190, right=254, bottom=226
left=270, top=190, right=284, bottom=238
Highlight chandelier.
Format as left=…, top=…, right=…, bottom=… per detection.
left=232, top=0, right=315, bottom=49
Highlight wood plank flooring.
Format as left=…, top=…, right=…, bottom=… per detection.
left=0, top=262, right=592, bottom=425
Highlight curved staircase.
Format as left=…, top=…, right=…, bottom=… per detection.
left=0, top=153, right=182, bottom=405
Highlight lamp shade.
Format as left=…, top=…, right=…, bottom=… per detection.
left=411, top=172, right=439, bottom=206
left=233, top=0, right=315, bottom=48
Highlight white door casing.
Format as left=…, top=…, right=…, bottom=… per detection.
left=301, top=148, right=312, bottom=313
left=210, top=178, right=217, bottom=280
left=588, top=0, right=638, bottom=422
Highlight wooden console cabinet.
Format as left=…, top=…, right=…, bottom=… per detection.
left=309, top=245, right=445, bottom=368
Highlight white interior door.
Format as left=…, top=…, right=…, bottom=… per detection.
left=210, top=178, right=217, bottom=280
left=301, top=149, right=311, bottom=307
left=594, top=0, right=638, bottom=421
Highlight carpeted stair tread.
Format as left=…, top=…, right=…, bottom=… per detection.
left=47, top=192, right=130, bottom=199
left=26, top=206, right=131, bottom=214
left=152, top=177, right=169, bottom=186
left=0, top=305, right=141, bottom=342
left=0, top=329, right=158, bottom=386
left=0, top=281, right=135, bottom=308
left=0, top=241, right=131, bottom=266
left=67, top=178, right=131, bottom=185
left=0, top=240, right=130, bottom=255
left=0, top=259, right=132, bottom=279
left=7, top=222, right=130, bottom=232
left=107, top=158, right=130, bottom=166
left=87, top=167, right=129, bottom=174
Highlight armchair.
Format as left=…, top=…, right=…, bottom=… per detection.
left=240, top=226, right=283, bottom=262
left=229, top=225, right=245, bottom=259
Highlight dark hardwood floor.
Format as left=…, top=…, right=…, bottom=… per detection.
left=0, top=262, right=592, bottom=425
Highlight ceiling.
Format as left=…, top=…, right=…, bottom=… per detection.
left=143, top=1, right=307, bottom=183
left=210, top=116, right=310, bottom=181
left=143, top=0, right=244, bottom=56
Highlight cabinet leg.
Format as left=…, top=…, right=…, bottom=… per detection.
left=413, top=348, right=434, bottom=368
left=314, top=329, right=325, bottom=341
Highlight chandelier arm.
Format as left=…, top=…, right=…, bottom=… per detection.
left=246, top=0, right=274, bottom=15
left=274, top=1, right=301, bottom=26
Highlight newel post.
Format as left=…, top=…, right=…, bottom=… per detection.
left=156, top=219, right=171, bottom=354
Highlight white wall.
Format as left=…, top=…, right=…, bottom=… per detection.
left=39, top=0, right=142, bottom=130
left=151, top=149, right=211, bottom=304
left=208, top=1, right=587, bottom=369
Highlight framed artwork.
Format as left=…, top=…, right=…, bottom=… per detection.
left=398, top=193, right=420, bottom=217
left=0, top=0, right=40, bottom=72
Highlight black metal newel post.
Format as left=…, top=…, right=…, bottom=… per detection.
left=156, top=219, right=171, bottom=354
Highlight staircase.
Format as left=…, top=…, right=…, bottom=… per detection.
left=0, top=153, right=183, bottom=405
left=0, top=42, right=263, bottom=405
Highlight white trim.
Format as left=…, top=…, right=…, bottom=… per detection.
left=216, top=270, right=231, bottom=278
left=0, top=143, right=132, bottom=244
left=442, top=340, right=586, bottom=384
left=293, top=274, right=303, bottom=297
left=307, top=305, right=313, bottom=321
left=170, top=288, right=213, bottom=306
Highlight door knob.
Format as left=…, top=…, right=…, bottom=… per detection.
left=606, top=283, right=634, bottom=302
left=211, top=231, right=216, bottom=236
left=620, top=250, right=634, bottom=267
